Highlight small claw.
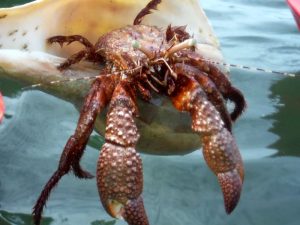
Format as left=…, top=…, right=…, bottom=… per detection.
left=217, top=169, right=243, bottom=214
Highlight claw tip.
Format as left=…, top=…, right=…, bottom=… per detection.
left=217, top=170, right=243, bottom=214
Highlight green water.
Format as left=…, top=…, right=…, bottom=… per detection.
left=0, top=0, right=300, bottom=225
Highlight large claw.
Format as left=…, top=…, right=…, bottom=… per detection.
left=97, top=82, right=149, bottom=225
left=97, top=143, right=147, bottom=224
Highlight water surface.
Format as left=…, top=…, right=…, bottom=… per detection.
left=0, top=0, right=300, bottom=225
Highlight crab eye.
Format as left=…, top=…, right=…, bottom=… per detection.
left=132, top=40, right=140, bottom=49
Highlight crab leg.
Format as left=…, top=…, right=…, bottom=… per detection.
left=48, top=35, right=102, bottom=70
left=133, top=0, right=162, bottom=25
left=97, top=82, right=149, bottom=225
left=171, top=74, right=244, bottom=214
left=33, top=75, right=115, bottom=225
left=48, top=35, right=94, bottom=48
left=173, top=63, right=232, bottom=132
left=177, top=51, right=246, bottom=121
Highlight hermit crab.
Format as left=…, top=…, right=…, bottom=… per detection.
left=33, top=0, right=246, bottom=225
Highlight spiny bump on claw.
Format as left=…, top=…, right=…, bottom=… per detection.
left=217, top=169, right=243, bottom=214
left=105, top=105, right=139, bottom=146
left=202, top=128, right=238, bottom=173
left=191, top=98, right=224, bottom=133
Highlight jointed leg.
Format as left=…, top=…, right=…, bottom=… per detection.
left=200, top=61, right=246, bottom=122
left=55, top=50, right=88, bottom=71
left=32, top=76, right=115, bottom=225
left=48, top=35, right=93, bottom=49
left=225, top=86, right=246, bottom=121
left=173, top=63, right=232, bottom=132
left=171, top=74, right=244, bottom=214
left=48, top=35, right=102, bottom=70
left=133, top=0, right=162, bottom=25
left=178, top=51, right=246, bottom=121
left=97, top=82, right=149, bottom=225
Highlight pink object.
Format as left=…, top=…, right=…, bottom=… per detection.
left=287, top=0, right=300, bottom=30
left=0, top=92, right=4, bottom=123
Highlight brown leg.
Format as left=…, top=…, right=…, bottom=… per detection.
left=56, top=50, right=88, bottom=70
left=225, top=86, right=246, bottom=121
left=48, top=35, right=103, bottom=70
left=133, top=0, right=162, bottom=25
left=48, top=35, right=93, bottom=49
left=180, top=51, right=247, bottom=121
left=32, top=75, right=115, bottom=225
left=174, top=63, right=232, bottom=132
left=97, top=82, right=149, bottom=225
left=200, top=62, right=246, bottom=122
left=171, top=74, right=244, bottom=214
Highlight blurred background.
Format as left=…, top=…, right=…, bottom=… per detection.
left=0, top=0, right=300, bottom=225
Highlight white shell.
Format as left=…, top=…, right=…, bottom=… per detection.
left=0, top=0, right=224, bottom=81
left=0, top=0, right=227, bottom=154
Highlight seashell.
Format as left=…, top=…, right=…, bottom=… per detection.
left=0, top=0, right=223, bottom=85
left=0, top=0, right=225, bottom=154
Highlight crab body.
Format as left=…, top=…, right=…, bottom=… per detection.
left=98, top=25, right=164, bottom=67
left=33, top=1, right=246, bottom=225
